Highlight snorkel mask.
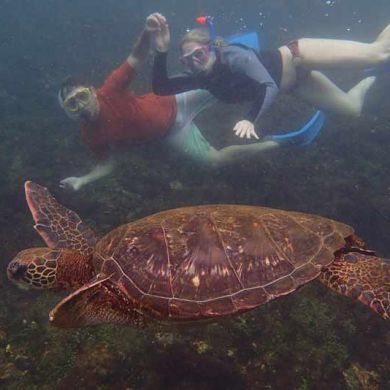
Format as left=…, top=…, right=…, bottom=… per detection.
left=180, top=16, right=216, bottom=73
left=58, top=80, right=95, bottom=120
left=180, top=44, right=211, bottom=71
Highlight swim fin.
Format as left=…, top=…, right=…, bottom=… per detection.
left=225, top=32, right=261, bottom=52
left=270, top=111, right=325, bottom=146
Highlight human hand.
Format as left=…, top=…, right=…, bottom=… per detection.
left=146, top=13, right=170, bottom=52
left=59, top=177, right=84, bottom=191
left=146, top=12, right=162, bottom=32
left=233, top=120, right=259, bottom=139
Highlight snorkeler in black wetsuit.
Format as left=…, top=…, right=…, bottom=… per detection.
left=153, top=44, right=281, bottom=131
left=149, top=13, right=390, bottom=140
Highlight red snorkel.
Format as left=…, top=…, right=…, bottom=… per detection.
left=195, top=16, right=208, bottom=25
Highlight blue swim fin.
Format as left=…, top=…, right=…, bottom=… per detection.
left=225, top=32, right=261, bottom=52
left=270, top=111, right=325, bottom=146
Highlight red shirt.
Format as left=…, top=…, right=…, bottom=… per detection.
left=81, top=62, right=177, bottom=159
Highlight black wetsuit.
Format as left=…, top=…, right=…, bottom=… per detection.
left=153, top=44, right=282, bottom=123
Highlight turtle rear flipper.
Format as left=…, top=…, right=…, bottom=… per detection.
left=320, top=253, right=390, bottom=320
left=49, top=276, right=145, bottom=328
left=25, top=181, right=98, bottom=256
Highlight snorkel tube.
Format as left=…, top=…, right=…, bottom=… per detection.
left=195, top=15, right=260, bottom=52
left=195, top=15, right=217, bottom=53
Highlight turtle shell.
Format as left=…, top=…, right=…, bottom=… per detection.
left=93, top=205, right=353, bottom=321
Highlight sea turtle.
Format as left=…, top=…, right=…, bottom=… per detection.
left=7, top=181, right=390, bottom=328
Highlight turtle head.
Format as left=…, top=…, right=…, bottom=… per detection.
left=8, top=247, right=95, bottom=291
left=7, top=248, right=60, bottom=290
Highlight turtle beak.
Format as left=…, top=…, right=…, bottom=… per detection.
left=7, top=260, right=27, bottom=281
left=7, top=260, right=30, bottom=290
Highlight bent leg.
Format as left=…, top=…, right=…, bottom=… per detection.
left=175, top=90, right=216, bottom=124
left=169, top=110, right=325, bottom=167
left=295, top=24, right=390, bottom=69
left=294, top=71, right=376, bottom=116
left=207, top=140, right=280, bottom=168
left=167, top=119, right=280, bottom=167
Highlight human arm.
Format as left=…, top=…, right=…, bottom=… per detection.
left=101, top=26, right=152, bottom=94
left=245, top=82, right=279, bottom=124
left=233, top=83, right=271, bottom=139
left=230, top=48, right=280, bottom=139
left=147, top=13, right=201, bottom=95
left=153, top=52, right=202, bottom=95
left=127, top=28, right=151, bottom=70
left=59, top=157, right=115, bottom=191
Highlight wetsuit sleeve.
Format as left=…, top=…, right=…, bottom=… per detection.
left=100, top=62, right=135, bottom=95
left=152, top=52, right=201, bottom=95
left=230, top=49, right=279, bottom=123
left=245, top=81, right=278, bottom=123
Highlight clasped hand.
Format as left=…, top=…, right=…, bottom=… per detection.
left=146, top=13, right=170, bottom=52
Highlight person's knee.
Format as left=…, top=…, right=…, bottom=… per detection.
left=349, top=107, right=362, bottom=118
left=343, top=100, right=363, bottom=117
left=370, top=42, right=390, bottom=63
left=375, top=24, right=390, bottom=59
left=205, top=149, right=224, bottom=168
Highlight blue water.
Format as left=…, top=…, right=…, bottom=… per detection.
left=0, top=0, right=389, bottom=388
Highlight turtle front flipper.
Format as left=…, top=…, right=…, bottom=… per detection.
left=25, top=181, right=98, bottom=256
left=49, top=276, right=145, bottom=328
left=320, top=253, right=390, bottom=320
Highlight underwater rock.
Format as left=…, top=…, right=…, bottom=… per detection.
left=57, top=342, right=117, bottom=388
left=0, top=329, right=7, bottom=348
left=154, top=331, right=175, bottom=346
left=0, top=362, right=19, bottom=380
left=343, top=363, right=380, bottom=390
left=192, top=340, right=210, bottom=355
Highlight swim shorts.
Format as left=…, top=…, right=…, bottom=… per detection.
left=166, top=90, right=216, bottom=163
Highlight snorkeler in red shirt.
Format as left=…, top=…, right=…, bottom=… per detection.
left=58, top=14, right=323, bottom=191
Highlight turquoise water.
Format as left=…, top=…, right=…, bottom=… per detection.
left=0, top=0, right=389, bottom=388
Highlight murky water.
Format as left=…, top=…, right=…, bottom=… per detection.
left=0, top=1, right=389, bottom=388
